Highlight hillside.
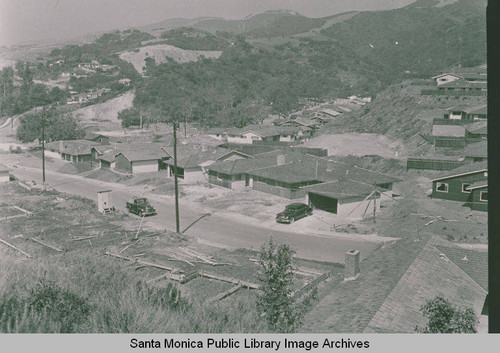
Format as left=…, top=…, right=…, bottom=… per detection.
left=321, top=79, right=486, bottom=150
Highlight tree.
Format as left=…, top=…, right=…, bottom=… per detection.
left=416, top=296, right=479, bottom=333
left=17, top=108, right=85, bottom=143
left=256, top=238, right=316, bottom=333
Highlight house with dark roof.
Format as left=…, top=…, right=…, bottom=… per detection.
left=84, top=131, right=110, bottom=144
left=301, top=235, right=488, bottom=333
left=0, top=163, right=11, bottom=183
left=114, top=144, right=168, bottom=174
left=162, top=145, right=250, bottom=183
left=431, top=162, right=487, bottom=202
left=466, top=181, right=488, bottom=212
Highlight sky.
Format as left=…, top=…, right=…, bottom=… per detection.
left=0, top=0, right=418, bottom=47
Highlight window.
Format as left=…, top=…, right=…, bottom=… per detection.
left=436, top=183, right=449, bottom=192
left=480, top=191, right=488, bottom=202
left=484, top=172, right=488, bottom=177
left=462, top=183, right=471, bottom=193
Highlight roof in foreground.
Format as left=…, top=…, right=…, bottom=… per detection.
left=300, top=180, right=382, bottom=199
left=432, top=161, right=487, bottom=181
left=462, top=141, right=487, bottom=157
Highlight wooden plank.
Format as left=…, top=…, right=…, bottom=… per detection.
left=70, top=236, right=96, bottom=241
left=207, top=284, right=243, bottom=303
left=0, top=238, right=32, bottom=258
left=292, top=272, right=330, bottom=299
left=30, top=238, right=62, bottom=252
left=104, top=251, right=183, bottom=273
left=147, top=272, right=185, bottom=283
left=177, top=247, right=218, bottom=265
left=199, top=271, right=259, bottom=289
left=120, top=239, right=141, bottom=253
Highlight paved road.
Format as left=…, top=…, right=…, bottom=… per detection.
left=8, top=166, right=381, bottom=263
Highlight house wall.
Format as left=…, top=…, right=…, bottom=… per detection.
left=208, top=173, right=232, bottom=189
left=431, top=171, right=488, bottom=202
left=252, top=180, right=305, bottom=199
left=131, top=160, right=159, bottom=174
left=0, top=171, right=10, bottom=182
left=183, top=167, right=206, bottom=183
left=338, top=196, right=381, bottom=219
left=448, top=111, right=466, bottom=120
left=469, top=187, right=488, bottom=212
left=279, top=135, right=296, bottom=142
left=100, top=160, right=111, bottom=169
left=45, top=150, right=63, bottom=160
left=115, top=154, right=132, bottom=173
left=432, top=125, right=466, bottom=137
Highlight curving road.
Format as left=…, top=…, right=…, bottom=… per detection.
left=8, top=165, right=383, bottom=263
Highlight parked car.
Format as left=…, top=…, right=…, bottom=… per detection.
left=126, top=197, right=157, bottom=217
left=276, top=203, right=312, bottom=224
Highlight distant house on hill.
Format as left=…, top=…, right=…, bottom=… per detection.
left=432, top=73, right=463, bottom=86
left=85, top=131, right=110, bottom=145
left=437, top=79, right=487, bottom=93
left=431, top=162, right=487, bottom=203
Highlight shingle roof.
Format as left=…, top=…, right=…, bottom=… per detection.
left=46, top=140, right=99, bottom=156
left=462, top=141, right=487, bottom=158
left=117, top=143, right=168, bottom=162
left=163, top=146, right=236, bottom=169
left=300, top=180, right=380, bottom=199
left=432, top=161, right=487, bottom=181
left=207, top=156, right=278, bottom=175
left=365, top=237, right=487, bottom=333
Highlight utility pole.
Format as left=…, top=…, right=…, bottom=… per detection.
left=41, top=107, right=46, bottom=186
left=173, top=121, right=180, bottom=233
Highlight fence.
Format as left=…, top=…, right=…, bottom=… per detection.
left=406, top=158, right=466, bottom=171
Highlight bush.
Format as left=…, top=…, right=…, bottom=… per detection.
left=416, top=296, right=478, bottom=333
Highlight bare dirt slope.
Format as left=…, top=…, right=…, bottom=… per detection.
left=119, top=45, right=222, bottom=74
left=71, top=91, right=135, bottom=131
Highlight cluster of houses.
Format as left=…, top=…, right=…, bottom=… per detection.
left=78, top=60, right=116, bottom=72
left=206, top=124, right=313, bottom=144
left=44, top=130, right=402, bottom=219
left=67, top=88, right=112, bottom=105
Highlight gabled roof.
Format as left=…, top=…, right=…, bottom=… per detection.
left=117, top=143, right=168, bottom=162
left=207, top=156, right=278, bottom=175
left=45, top=140, right=100, bottom=156
left=432, top=161, right=487, bottom=181
left=300, top=180, right=381, bottom=200
left=464, top=121, right=487, bottom=134
left=432, top=73, right=463, bottom=79
left=462, top=141, right=487, bottom=158
left=91, top=145, right=116, bottom=154
left=163, top=146, right=237, bottom=169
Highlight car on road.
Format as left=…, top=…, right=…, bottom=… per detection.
left=276, top=203, right=312, bottom=224
left=126, top=197, right=157, bottom=217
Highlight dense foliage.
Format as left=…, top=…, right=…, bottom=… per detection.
left=256, top=239, right=316, bottom=333
left=160, top=27, right=230, bottom=50
left=416, top=296, right=479, bottom=333
left=16, top=107, right=85, bottom=143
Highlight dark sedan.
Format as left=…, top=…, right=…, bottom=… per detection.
left=276, top=203, right=313, bottom=224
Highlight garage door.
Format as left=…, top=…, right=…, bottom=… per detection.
left=309, top=193, right=337, bottom=214
left=132, top=160, right=159, bottom=174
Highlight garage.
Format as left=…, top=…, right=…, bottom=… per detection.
left=308, top=192, right=338, bottom=213
left=132, top=160, right=159, bottom=174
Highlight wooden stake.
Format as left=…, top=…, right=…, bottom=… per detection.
left=30, top=238, right=62, bottom=252
left=0, top=238, right=31, bottom=258
left=120, top=239, right=141, bottom=253
left=135, top=215, right=145, bottom=239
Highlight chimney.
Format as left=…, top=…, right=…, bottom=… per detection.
left=326, top=160, right=335, bottom=172
left=201, top=144, right=208, bottom=152
left=344, top=250, right=360, bottom=281
left=277, top=155, right=286, bottom=166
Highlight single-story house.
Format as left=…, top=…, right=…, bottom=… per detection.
left=114, top=144, right=169, bottom=174
left=0, top=163, right=11, bottom=183
left=279, top=117, right=319, bottom=129
left=432, top=73, right=463, bottom=86
left=444, top=105, right=487, bottom=121
left=466, top=181, right=488, bottom=212
left=90, top=145, right=117, bottom=162
left=45, top=140, right=100, bottom=162
left=437, top=79, right=487, bottom=92
left=301, top=180, right=382, bottom=219
left=162, top=145, right=251, bottom=183
left=431, top=161, right=488, bottom=202
left=99, top=150, right=120, bottom=169
left=320, top=108, right=342, bottom=117
left=206, top=155, right=280, bottom=190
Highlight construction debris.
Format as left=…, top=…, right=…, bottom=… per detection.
left=207, top=284, right=243, bottom=303
left=29, top=237, right=62, bottom=252
left=0, top=238, right=32, bottom=258
left=120, top=239, right=141, bottom=253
